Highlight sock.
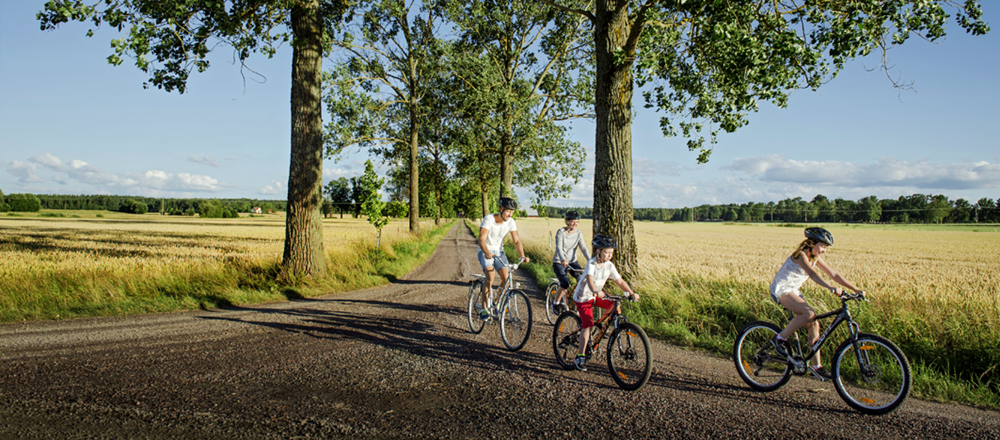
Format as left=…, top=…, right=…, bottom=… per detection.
left=775, top=335, right=787, bottom=342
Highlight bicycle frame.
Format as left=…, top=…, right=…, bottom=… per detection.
left=782, top=294, right=864, bottom=371
left=478, top=258, right=524, bottom=314
left=581, top=296, right=629, bottom=355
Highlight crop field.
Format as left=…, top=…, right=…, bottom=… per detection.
left=511, top=217, right=1000, bottom=407
left=0, top=211, right=438, bottom=322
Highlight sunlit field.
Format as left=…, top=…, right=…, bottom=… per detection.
left=0, top=211, right=441, bottom=322
left=511, top=217, right=1000, bottom=408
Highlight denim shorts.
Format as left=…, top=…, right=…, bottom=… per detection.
left=771, top=290, right=804, bottom=304
left=478, top=249, right=509, bottom=272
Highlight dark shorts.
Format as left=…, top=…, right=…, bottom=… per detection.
left=552, top=261, right=583, bottom=289
left=576, top=297, right=614, bottom=329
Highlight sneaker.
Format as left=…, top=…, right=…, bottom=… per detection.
left=479, top=309, right=490, bottom=320
left=810, top=365, right=834, bottom=380
left=771, top=336, right=789, bottom=358
left=574, top=355, right=587, bottom=371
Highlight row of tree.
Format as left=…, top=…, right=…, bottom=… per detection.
left=39, top=1, right=989, bottom=280
left=543, top=194, right=1000, bottom=224
left=29, top=194, right=287, bottom=216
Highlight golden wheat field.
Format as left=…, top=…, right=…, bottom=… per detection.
left=512, top=217, right=1000, bottom=319
left=0, top=212, right=433, bottom=298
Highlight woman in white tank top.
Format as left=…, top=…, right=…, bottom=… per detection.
left=768, top=227, right=865, bottom=379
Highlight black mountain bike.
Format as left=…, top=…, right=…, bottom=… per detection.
left=734, top=292, right=911, bottom=415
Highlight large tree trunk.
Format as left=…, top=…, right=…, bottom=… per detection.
left=498, top=131, right=514, bottom=198
left=593, top=0, right=637, bottom=281
left=481, top=187, right=490, bottom=219
left=409, top=112, right=420, bottom=234
left=283, top=0, right=326, bottom=278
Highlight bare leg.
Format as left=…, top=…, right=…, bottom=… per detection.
left=578, top=327, right=591, bottom=356
left=480, top=268, right=495, bottom=306
left=496, top=267, right=510, bottom=294
left=778, top=294, right=816, bottom=340
left=807, top=320, right=821, bottom=366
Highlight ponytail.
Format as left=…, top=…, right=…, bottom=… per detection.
left=792, top=239, right=819, bottom=263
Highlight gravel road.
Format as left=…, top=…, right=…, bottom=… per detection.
left=2, top=222, right=997, bottom=439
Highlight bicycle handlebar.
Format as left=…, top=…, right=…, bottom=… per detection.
left=840, top=292, right=868, bottom=303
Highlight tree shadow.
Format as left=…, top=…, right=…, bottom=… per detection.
left=198, top=300, right=562, bottom=378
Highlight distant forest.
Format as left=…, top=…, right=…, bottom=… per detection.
left=32, top=194, right=287, bottom=216
left=544, top=194, right=1000, bottom=224
left=7, top=192, right=1000, bottom=224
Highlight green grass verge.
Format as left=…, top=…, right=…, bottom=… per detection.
left=0, top=220, right=455, bottom=323
left=514, top=244, right=1000, bottom=411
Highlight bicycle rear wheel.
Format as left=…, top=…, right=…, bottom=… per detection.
left=500, top=290, right=532, bottom=351
left=833, top=333, right=911, bottom=415
left=733, top=321, right=791, bottom=392
left=544, top=282, right=560, bottom=325
left=552, top=312, right=582, bottom=370
left=606, top=322, right=652, bottom=391
left=466, top=280, right=486, bottom=334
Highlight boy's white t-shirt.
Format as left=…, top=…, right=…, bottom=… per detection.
left=573, top=257, right=621, bottom=303
left=479, top=214, right=517, bottom=252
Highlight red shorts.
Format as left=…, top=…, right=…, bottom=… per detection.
left=576, top=296, right=614, bottom=329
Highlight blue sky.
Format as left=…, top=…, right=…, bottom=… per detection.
left=2, top=1, right=998, bottom=209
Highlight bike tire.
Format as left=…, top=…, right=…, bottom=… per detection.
left=832, top=333, right=911, bottom=415
left=467, top=280, right=486, bottom=334
left=733, top=321, right=792, bottom=392
left=552, top=312, right=582, bottom=370
left=544, top=282, right=560, bottom=325
left=606, top=322, right=652, bottom=391
left=500, top=290, right=532, bottom=351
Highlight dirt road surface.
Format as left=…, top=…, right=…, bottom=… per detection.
left=2, top=223, right=997, bottom=439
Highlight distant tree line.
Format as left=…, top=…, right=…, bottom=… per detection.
left=25, top=194, right=287, bottom=217
left=545, top=194, right=1000, bottom=224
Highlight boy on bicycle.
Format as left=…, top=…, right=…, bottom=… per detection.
left=573, top=234, right=639, bottom=371
left=477, top=197, right=529, bottom=320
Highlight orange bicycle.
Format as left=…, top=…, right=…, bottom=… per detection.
left=552, top=294, right=652, bottom=390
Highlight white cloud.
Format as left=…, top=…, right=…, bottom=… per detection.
left=323, top=166, right=357, bottom=180
left=259, top=179, right=284, bottom=195
left=6, top=160, right=42, bottom=183
left=725, top=156, right=1000, bottom=190
left=31, top=153, right=66, bottom=170
left=5, top=153, right=227, bottom=195
left=186, top=155, right=221, bottom=168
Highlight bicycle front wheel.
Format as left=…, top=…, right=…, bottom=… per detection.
left=606, top=322, right=652, bottom=391
left=467, top=280, right=486, bottom=334
left=544, top=282, right=560, bottom=325
left=833, top=333, right=911, bottom=415
left=500, top=290, right=532, bottom=351
left=552, top=312, right=582, bottom=370
left=733, top=321, right=791, bottom=392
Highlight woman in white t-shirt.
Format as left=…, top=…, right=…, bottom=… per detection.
left=476, top=197, right=529, bottom=320
left=572, top=234, right=638, bottom=372
left=768, top=227, right=864, bottom=379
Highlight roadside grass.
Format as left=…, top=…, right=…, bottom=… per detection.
left=0, top=216, right=453, bottom=322
left=508, top=219, right=1000, bottom=411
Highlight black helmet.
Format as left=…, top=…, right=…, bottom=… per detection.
left=592, top=234, right=618, bottom=249
left=804, top=227, right=834, bottom=246
left=499, top=197, right=518, bottom=211
left=564, top=210, right=580, bottom=221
